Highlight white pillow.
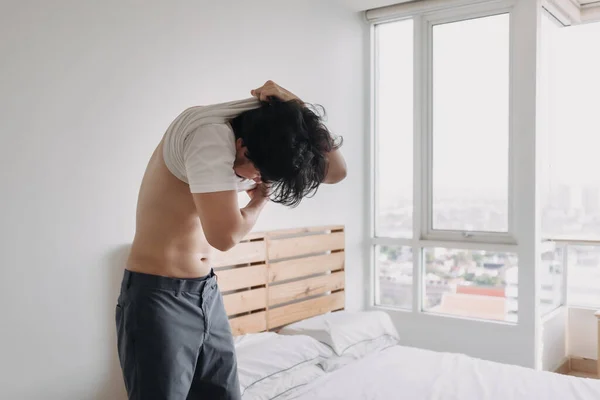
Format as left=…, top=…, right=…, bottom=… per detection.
left=235, top=333, right=332, bottom=398
left=318, top=334, right=398, bottom=372
left=278, top=310, right=399, bottom=356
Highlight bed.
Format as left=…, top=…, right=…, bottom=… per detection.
left=214, top=225, right=600, bottom=400
left=287, top=344, right=600, bottom=399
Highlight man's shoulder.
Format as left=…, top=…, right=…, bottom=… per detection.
left=192, top=122, right=234, bottom=138
left=185, top=122, right=235, bottom=156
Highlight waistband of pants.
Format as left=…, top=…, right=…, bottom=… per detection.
left=122, top=269, right=216, bottom=294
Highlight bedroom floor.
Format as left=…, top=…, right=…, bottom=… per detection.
left=567, top=371, right=599, bottom=379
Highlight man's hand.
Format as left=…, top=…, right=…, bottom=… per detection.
left=251, top=80, right=299, bottom=102
left=193, top=186, right=269, bottom=252
left=246, top=182, right=271, bottom=202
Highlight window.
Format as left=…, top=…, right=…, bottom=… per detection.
left=541, top=18, right=600, bottom=241
left=423, top=248, right=518, bottom=322
left=567, top=245, right=600, bottom=307
left=375, top=19, right=414, bottom=238
left=431, top=14, right=510, bottom=234
left=372, top=10, right=517, bottom=322
left=540, top=14, right=600, bottom=308
left=540, top=242, right=564, bottom=315
left=375, top=245, right=413, bottom=309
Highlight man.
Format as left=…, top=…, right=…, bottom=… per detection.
left=116, top=81, right=347, bottom=399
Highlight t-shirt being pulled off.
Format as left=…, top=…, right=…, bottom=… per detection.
left=162, top=98, right=260, bottom=193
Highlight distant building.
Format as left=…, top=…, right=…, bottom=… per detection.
left=582, top=185, right=600, bottom=215
left=505, top=266, right=518, bottom=319
left=378, top=275, right=453, bottom=309
left=550, top=184, right=572, bottom=210
left=456, top=285, right=504, bottom=298
left=431, top=293, right=506, bottom=321
left=425, top=278, right=452, bottom=308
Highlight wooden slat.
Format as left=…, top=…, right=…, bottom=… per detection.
left=269, top=252, right=345, bottom=283
left=269, top=271, right=345, bottom=306
left=243, top=231, right=266, bottom=241
left=268, top=292, right=345, bottom=329
left=217, top=265, right=267, bottom=292
left=268, top=232, right=345, bottom=260
left=224, top=288, right=267, bottom=316
left=220, top=226, right=346, bottom=335
left=230, top=312, right=267, bottom=336
left=213, top=240, right=266, bottom=268
left=267, top=225, right=344, bottom=238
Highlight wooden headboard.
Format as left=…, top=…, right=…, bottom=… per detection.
left=212, top=225, right=345, bottom=335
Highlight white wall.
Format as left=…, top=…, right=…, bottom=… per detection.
left=543, top=307, right=598, bottom=371
left=541, top=307, right=568, bottom=371
left=0, top=1, right=368, bottom=398
left=568, top=307, right=599, bottom=360
left=540, top=307, right=599, bottom=372
left=382, top=312, right=533, bottom=366
left=540, top=306, right=600, bottom=371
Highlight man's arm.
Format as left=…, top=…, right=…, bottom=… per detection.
left=323, top=149, right=347, bottom=184
left=192, top=185, right=268, bottom=252
left=251, top=80, right=347, bottom=184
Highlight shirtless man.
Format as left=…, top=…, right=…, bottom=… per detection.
left=115, top=81, right=346, bottom=400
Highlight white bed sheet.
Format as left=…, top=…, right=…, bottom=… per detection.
left=284, top=345, right=600, bottom=400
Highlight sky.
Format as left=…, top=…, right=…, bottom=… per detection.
left=540, top=15, right=600, bottom=188
left=376, top=18, right=413, bottom=206
left=376, top=13, right=600, bottom=210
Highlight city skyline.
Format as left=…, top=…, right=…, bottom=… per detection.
left=373, top=12, right=600, bottom=320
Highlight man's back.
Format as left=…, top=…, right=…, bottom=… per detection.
left=127, top=140, right=213, bottom=278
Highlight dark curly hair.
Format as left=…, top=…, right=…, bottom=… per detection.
left=230, top=99, right=342, bottom=207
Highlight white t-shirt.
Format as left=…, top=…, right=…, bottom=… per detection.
left=183, top=123, right=255, bottom=193
left=161, top=98, right=260, bottom=194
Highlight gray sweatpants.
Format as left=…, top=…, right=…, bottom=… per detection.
left=115, top=269, right=241, bottom=400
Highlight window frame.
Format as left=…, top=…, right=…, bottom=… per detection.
left=370, top=2, right=523, bottom=321
left=421, top=8, right=516, bottom=245
left=552, top=239, right=600, bottom=309
left=539, top=240, right=567, bottom=315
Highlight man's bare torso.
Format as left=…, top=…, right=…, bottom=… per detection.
left=127, top=140, right=213, bottom=278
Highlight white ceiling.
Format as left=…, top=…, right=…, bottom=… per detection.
left=335, top=0, right=410, bottom=11
left=338, top=0, right=600, bottom=11
left=336, top=0, right=600, bottom=14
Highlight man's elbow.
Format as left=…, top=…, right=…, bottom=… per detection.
left=336, top=166, right=348, bottom=182
left=324, top=166, right=347, bottom=184
left=206, top=234, right=237, bottom=252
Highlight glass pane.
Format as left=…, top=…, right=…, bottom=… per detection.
left=423, top=247, right=518, bottom=322
left=540, top=242, right=564, bottom=315
left=567, top=245, right=600, bottom=308
left=432, top=14, right=510, bottom=233
left=375, top=245, right=413, bottom=309
left=540, top=16, right=600, bottom=240
left=375, top=19, right=413, bottom=238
